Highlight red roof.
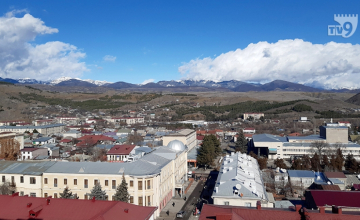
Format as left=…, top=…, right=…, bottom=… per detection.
left=197, top=135, right=205, bottom=141
left=306, top=190, right=360, bottom=208
left=338, top=121, right=350, bottom=124
left=324, top=172, right=346, bottom=179
left=0, top=194, right=156, bottom=220
left=244, top=127, right=255, bottom=130
left=244, top=134, right=253, bottom=138
left=76, top=135, right=115, bottom=147
left=21, top=148, right=39, bottom=152
left=288, top=132, right=302, bottom=136
left=107, top=145, right=136, bottom=155
left=60, top=139, right=72, bottom=143
left=200, top=204, right=360, bottom=220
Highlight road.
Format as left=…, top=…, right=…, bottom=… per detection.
left=176, top=180, right=205, bottom=220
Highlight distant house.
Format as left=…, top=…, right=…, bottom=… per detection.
left=243, top=128, right=256, bottom=134
left=19, top=148, right=48, bottom=160
left=41, top=144, right=60, bottom=157
left=243, top=113, right=264, bottom=120
left=305, top=190, right=360, bottom=210
left=324, top=172, right=347, bottom=190
left=63, top=130, right=81, bottom=139
left=106, top=145, right=136, bottom=162
left=32, top=137, right=55, bottom=145
left=338, top=121, right=351, bottom=128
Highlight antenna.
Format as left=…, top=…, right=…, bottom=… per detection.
left=236, top=184, right=242, bottom=190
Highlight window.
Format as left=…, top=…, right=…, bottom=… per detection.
left=138, top=196, right=143, bottom=206
left=44, top=178, right=48, bottom=184
left=130, top=180, right=133, bottom=187
left=84, top=179, right=88, bottom=188
left=112, top=180, right=116, bottom=189
left=245, top=202, right=251, bottom=207
left=30, top=193, right=36, bottom=197
left=54, top=193, right=58, bottom=198
left=74, top=179, right=77, bottom=185
left=138, top=181, right=142, bottom=190
left=147, top=196, right=151, bottom=206
left=30, top=177, right=36, bottom=184
left=20, top=176, right=24, bottom=183
left=11, top=176, right=14, bottom=184
left=2, top=176, right=4, bottom=183
left=130, top=196, right=134, bottom=203
left=94, top=179, right=98, bottom=185
left=64, top=179, right=67, bottom=185
left=20, top=191, right=24, bottom=196
left=147, top=180, right=151, bottom=189
left=112, top=195, right=115, bottom=201
left=105, top=180, right=108, bottom=186
left=85, top=195, right=88, bottom=200
left=44, top=193, right=48, bottom=198
left=224, top=201, right=229, bottom=205
left=54, top=178, right=57, bottom=187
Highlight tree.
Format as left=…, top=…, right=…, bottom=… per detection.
left=0, top=180, right=16, bottom=195
left=257, top=157, right=268, bottom=170
left=89, top=183, right=107, bottom=200
left=235, top=130, right=248, bottom=154
left=127, top=133, right=143, bottom=145
left=311, top=153, right=321, bottom=171
left=333, top=148, right=344, bottom=171
left=60, top=186, right=73, bottom=199
left=345, top=154, right=358, bottom=173
left=113, top=174, right=130, bottom=202
left=302, top=155, right=311, bottom=170
left=33, top=129, right=39, bottom=133
left=321, top=155, right=330, bottom=168
left=197, top=134, right=221, bottom=169
left=274, top=158, right=287, bottom=169
left=310, top=141, right=328, bottom=159
left=291, top=158, right=303, bottom=170
left=0, top=137, right=20, bottom=160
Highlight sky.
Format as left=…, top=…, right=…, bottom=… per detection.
left=0, top=0, right=360, bottom=89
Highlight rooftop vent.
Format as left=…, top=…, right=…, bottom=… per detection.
left=124, top=208, right=129, bottom=213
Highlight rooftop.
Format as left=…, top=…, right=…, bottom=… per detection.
left=0, top=194, right=157, bottom=220
left=107, top=145, right=136, bottom=155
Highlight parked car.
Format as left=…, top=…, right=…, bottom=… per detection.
left=176, top=210, right=185, bottom=218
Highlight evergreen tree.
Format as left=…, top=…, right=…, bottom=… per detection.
left=89, top=183, right=107, bottom=200
left=291, top=158, right=303, bottom=170
left=334, top=148, right=344, bottom=171
left=60, top=186, right=73, bottom=199
left=321, top=155, right=329, bottom=168
left=197, top=141, right=215, bottom=169
left=302, top=155, right=311, bottom=170
left=345, top=154, right=358, bottom=173
left=33, top=129, right=39, bottom=133
left=114, top=174, right=130, bottom=202
left=235, top=130, right=248, bottom=154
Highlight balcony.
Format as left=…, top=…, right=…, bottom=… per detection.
left=54, top=184, right=57, bottom=187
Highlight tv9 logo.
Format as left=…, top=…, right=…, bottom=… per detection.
left=328, top=14, right=358, bottom=38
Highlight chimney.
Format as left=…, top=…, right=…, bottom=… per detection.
left=12, top=192, right=19, bottom=197
left=27, top=203, right=32, bottom=208
left=295, top=205, right=302, bottom=212
left=256, top=201, right=261, bottom=210
left=124, top=208, right=129, bottom=213
left=319, top=206, right=325, bottom=214
left=46, top=198, right=50, bottom=205
left=332, top=206, right=342, bottom=215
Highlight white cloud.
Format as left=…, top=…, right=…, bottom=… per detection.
left=0, top=11, right=88, bottom=80
left=179, top=39, right=360, bottom=89
left=140, top=79, right=154, bottom=85
left=103, top=55, right=116, bottom=62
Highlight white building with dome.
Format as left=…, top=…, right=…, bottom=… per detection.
left=152, top=140, right=189, bottom=200
left=163, top=129, right=196, bottom=151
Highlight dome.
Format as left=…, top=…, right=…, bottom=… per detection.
left=167, top=140, right=186, bottom=152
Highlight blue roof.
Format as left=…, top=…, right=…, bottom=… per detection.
left=33, top=137, right=52, bottom=142
left=288, top=170, right=314, bottom=178
left=252, top=134, right=287, bottom=143
left=329, top=178, right=345, bottom=184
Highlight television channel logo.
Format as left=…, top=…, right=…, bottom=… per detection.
left=328, top=14, right=358, bottom=38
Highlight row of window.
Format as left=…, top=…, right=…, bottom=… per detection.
left=43, top=178, right=152, bottom=190
left=2, top=176, right=34, bottom=184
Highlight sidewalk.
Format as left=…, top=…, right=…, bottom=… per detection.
left=157, top=180, right=199, bottom=220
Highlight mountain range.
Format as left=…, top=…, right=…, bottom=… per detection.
left=0, top=76, right=358, bottom=93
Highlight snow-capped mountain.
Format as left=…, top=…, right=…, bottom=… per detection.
left=83, top=79, right=110, bottom=86
left=49, top=77, right=111, bottom=86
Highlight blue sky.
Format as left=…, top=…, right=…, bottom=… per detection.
left=1, top=1, right=360, bottom=88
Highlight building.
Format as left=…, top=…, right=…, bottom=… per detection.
left=108, top=117, right=144, bottom=125
left=0, top=120, right=26, bottom=126
left=243, top=127, right=256, bottom=134
left=305, top=190, right=360, bottom=211
left=106, top=145, right=136, bottom=162
left=0, top=194, right=157, bottom=220
left=251, top=124, right=360, bottom=160
left=19, top=148, right=48, bottom=160
left=243, top=113, right=264, bottom=120
left=41, top=144, right=60, bottom=157
left=338, top=121, right=351, bottom=128
left=0, top=124, right=65, bottom=136
left=33, top=119, right=56, bottom=126
left=32, top=137, right=55, bottom=145
left=0, top=161, right=56, bottom=197
left=62, top=130, right=81, bottom=139
left=56, top=117, right=79, bottom=125
left=212, top=152, right=273, bottom=208
left=163, top=129, right=196, bottom=151
left=199, top=203, right=360, bottom=220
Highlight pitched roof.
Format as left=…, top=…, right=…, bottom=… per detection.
left=107, top=145, right=136, bottom=155
left=288, top=170, right=315, bottom=178
left=307, top=190, right=360, bottom=208
left=0, top=194, right=157, bottom=220
left=199, top=204, right=360, bottom=220
left=324, top=172, right=346, bottom=179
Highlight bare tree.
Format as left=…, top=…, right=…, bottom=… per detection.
left=0, top=137, right=20, bottom=160
left=310, top=141, right=329, bottom=159
left=0, top=180, right=16, bottom=195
